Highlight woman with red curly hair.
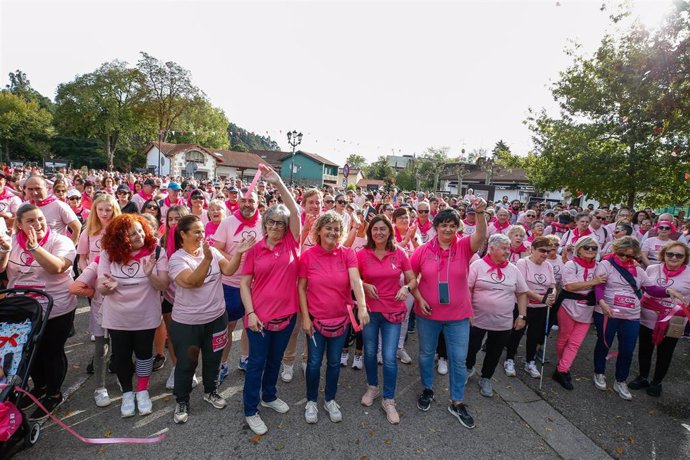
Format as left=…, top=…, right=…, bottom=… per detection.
left=97, top=213, right=170, bottom=418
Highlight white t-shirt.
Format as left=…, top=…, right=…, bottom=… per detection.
left=169, top=247, right=226, bottom=325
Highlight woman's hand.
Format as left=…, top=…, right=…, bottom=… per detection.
left=599, top=301, right=613, bottom=318
left=591, top=274, right=607, bottom=286
left=514, top=317, right=526, bottom=330
left=395, top=286, right=409, bottom=302
left=236, top=235, right=256, bottom=254
left=98, top=273, right=118, bottom=295
left=545, top=292, right=556, bottom=306
left=405, top=223, right=417, bottom=240
left=25, top=226, right=38, bottom=248
left=363, top=283, right=379, bottom=300
left=471, top=197, right=487, bottom=213
left=247, top=312, right=264, bottom=333
left=418, top=297, right=432, bottom=316
left=260, top=164, right=281, bottom=185
left=202, top=241, right=213, bottom=260
left=0, top=238, right=10, bottom=253
left=358, top=307, right=370, bottom=327
left=667, top=288, right=688, bottom=305
left=302, top=315, right=313, bottom=336
left=143, top=256, right=157, bottom=277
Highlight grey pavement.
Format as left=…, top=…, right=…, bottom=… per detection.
left=12, top=301, right=690, bottom=459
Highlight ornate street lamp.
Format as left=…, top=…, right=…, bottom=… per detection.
left=287, top=130, right=303, bottom=185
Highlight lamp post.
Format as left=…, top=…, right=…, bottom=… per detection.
left=287, top=130, right=303, bottom=185
left=158, top=129, right=164, bottom=175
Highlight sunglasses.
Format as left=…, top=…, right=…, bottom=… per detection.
left=595, top=216, right=605, bottom=220
left=191, top=196, right=204, bottom=200
left=146, top=205, right=159, bottom=210
left=336, top=200, right=347, bottom=205
left=536, top=248, right=551, bottom=254
left=68, top=196, right=81, bottom=201
left=665, top=252, right=685, bottom=259
left=658, top=226, right=671, bottom=230
left=526, top=214, right=536, bottom=217
left=325, top=200, right=334, bottom=204
left=418, top=210, right=429, bottom=214
left=616, top=252, right=635, bottom=259
left=582, top=245, right=598, bottom=251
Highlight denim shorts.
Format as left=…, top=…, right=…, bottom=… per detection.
left=223, top=284, right=245, bottom=322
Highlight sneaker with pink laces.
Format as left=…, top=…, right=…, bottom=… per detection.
left=381, top=399, right=400, bottom=424
left=360, top=385, right=380, bottom=407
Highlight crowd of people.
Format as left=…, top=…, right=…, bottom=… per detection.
left=0, top=164, right=688, bottom=436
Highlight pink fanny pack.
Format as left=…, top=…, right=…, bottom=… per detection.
left=381, top=310, right=406, bottom=324
left=312, top=316, right=349, bottom=338
left=264, top=314, right=294, bottom=332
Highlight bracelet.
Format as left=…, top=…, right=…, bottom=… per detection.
left=0, top=247, right=9, bottom=254
left=27, top=245, right=38, bottom=252
left=247, top=311, right=256, bottom=316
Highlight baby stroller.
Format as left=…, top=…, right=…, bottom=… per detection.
left=0, top=288, right=53, bottom=459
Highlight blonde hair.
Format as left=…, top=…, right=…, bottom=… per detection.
left=312, top=211, right=345, bottom=246
left=574, top=236, right=599, bottom=258
left=85, top=194, right=121, bottom=236
left=508, top=225, right=526, bottom=237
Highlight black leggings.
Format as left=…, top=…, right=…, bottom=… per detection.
left=31, top=310, right=75, bottom=395
left=109, top=328, right=156, bottom=393
left=466, top=326, right=512, bottom=378
left=637, top=325, right=679, bottom=384
left=506, top=306, right=548, bottom=362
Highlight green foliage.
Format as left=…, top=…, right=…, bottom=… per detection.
left=526, top=4, right=690, bottom=208
left=345, top=154, right=367, bottom=169
left=5, top=70, right=53, bottom=112
left=228, top=123, right=279, bottom=151
left=50, top=136, right=105, bottom=168
left=167, top=97, right=229, bottom=149
left=0, top=91, right=53, bottom=162
left=365, top=155, right=395, bottom=184
left=416, top=147, right=449, bottom=191
left=395, top=166, right=416, bottom=191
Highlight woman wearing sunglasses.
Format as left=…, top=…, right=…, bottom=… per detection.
left=629, top=242, right=690, bottom=397
left=640, top=221, right=674, bottom=267
left=141, top=199, right=162, bottom=228
left=592, top=236, right=685, bottom=400
left=552, top=237, right=607, bottom=390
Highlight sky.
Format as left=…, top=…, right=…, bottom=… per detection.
left=0, top=0, right=678, bottom=166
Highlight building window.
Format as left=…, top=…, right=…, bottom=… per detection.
left=185, top=150, right=205, bottom=163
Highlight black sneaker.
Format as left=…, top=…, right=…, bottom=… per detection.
left=552, top=370, right=574, bottom=391
left=448, top=403, right=475, bottom=429
left=18, top=386, right=47, bottom=411
left=646, top=382, right=662, bottom=397
left=28, top=393, right=63, bottom=421
left=628, top=375, right=650, bottom=390
left=416, top=388, right=434, bottom=411
left=153, top=354, right=166, bottom=372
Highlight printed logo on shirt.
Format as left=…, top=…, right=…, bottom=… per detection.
left=656, top=277, right=674, bottom=288
left=241, top=230, right=257, bottom=240
left=534, top=273, right=547, bottom=285
left=19, top=251, right=33, bottom=266
left=94, top=239, right=102, bottom=250
left=613, top=294, right=636, bottom=309
left=120, top=261, right=140, bottom=278
left=489, top=272, right=505, bottom=284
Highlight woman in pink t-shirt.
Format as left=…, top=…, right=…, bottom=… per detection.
left=204, top=199, right=226, bottom=246
left=640, top=221, right=673, bottom=267
left=552, top=237, right=607, bottom=390
left=505, top=237, right=557, bottom=379
left=628, top=242, right=690, bottom=397
left=168, top=215, right=254, bottom=425
left=409, top=199, right=487, bottom=429
left=240, top=166, right=301, bottom=435
left=97, top=214, right=169, bottom=418
left=559, top=212, right=592, bottom=259
left=466, top=233, right=528, bottom=398
left=1, top=203, right=77, bottom=420
left=357, top=215, right=416, bottom=425
left=299, top=211, right=368, bottom=425
left=77, top=194, right=120, bottom=271
left=507, top=225, right=529, bottom=264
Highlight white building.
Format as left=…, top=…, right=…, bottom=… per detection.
left=145, top=143, right=220, bottom=180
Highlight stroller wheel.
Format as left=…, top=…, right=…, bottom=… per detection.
left=25, top=423, right=40, bottom=447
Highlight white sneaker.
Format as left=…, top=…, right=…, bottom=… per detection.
left=246, top=414, right=268, bottom=435
left=173, top=401, right=189, bottom=424
left=203, top=391, right=227, bottom=409
left=504, top=359, right=516, bottom=377
left=323, top=399, right=342, bottom=423
left=551, top=325, right=559, bottom=332
left=340, top=351, right=349, bottom=366
left=261, top=398, right=289, bottom=413
left=524, top=361, right=541, bottom=379
left=281, top=363, right=294, bottom=383
left=305, top=401, right=318, bottom=424
left=352, top=354, right=363, bottom=370
left=120, top=391, right=135, bottom=418
left=397, top=348, right=412, bottom=364
left=613, top=381, right=632, bottom=400
left=166, top=367, right=176, bottom=390
left=465, top=367, right=476, bottom=384
left=437, top=358, right=448, bottom=375
left=90, top=334, right=96, bottom=342
left=135, top=390, right=152, bottom=415
left=191, top=374, right=199, bottom=388
left=94, top=388, right=111, bottom=407
left=593, top=373, right=607, bottom=391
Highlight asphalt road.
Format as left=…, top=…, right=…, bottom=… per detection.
left=11, top=300, right=690, bottom=459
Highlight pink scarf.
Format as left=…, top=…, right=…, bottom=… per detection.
left=493, top=219, right=510, bottom=232
left=16, top=226, right=51, bottom=265
left=165, top=225, right=177, bottom=260
left=510, top=244, right=528, bottom=255
left=482, top=254, right=508, bottom=280
left=232, top=209, right=259, bottom=236
left=163, top=195, right=184, bottom=208
left=205, top=221, right=220, bottom=238
left=571, top=227, right=591, bottom=243
left=573, top=256, right=596, bottom=281
left=137, top=190, right=153, bottom=202
left=417, top=219, right=432, bottom=236
left=226, top=200, right=239, bottom=213
left=0, top=187, right=14, bottom=201
left=603, top=253, right=637, bottom=276
left=130, top=245, right=155, bottom=263
left=662, top=264, right=686, bottom=284
left=30, top=195, right=57, bottom=207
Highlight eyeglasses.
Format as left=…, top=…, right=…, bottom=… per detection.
left=658, top=226, right=671, bottom=230
left=582, top=245, right=598, bottom=251
left=325, top=200, right=334, bottom=204
left=418, top=210, right=429, bottom=214
left=536, top=248, right=550, bottom=254
left=526, top=214, right=536, bottom=218
left=336, top=200, right=347, bottom=205
left=68, top=197, right=81, bottom=201
left=191, top=196, right=204, bottom=201
left=266, top=219, right=286, bottom=228
left=146, top=205, right=159, bottom=210
left=616, top=252, right=635, bottom=259
left=595, top=216, right=605, bottom=220
left=665, top=252, right=685, bottom=259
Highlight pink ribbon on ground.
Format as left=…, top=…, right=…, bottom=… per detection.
left=2, top=385, right=166, bottom=445
left=346, top=304, right=362, bottom=333
left=244, top=165, right=264, bottom=197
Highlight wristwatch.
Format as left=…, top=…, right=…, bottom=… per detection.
left=405, top=285, right=412, bottom=293
left=517, top=314, right=526, bottom=320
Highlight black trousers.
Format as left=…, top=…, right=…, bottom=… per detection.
left=109, top=328, right=156, bottom=393
left=637, top=325, right=679, bottom=384
left=506, top=306, right=548, bottom=362
left=31, top=310, right=76, bottom=395
left=466, top=326, right=512, bottom=378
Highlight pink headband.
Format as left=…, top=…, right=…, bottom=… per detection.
left=655, top=220, right=677, bottom=232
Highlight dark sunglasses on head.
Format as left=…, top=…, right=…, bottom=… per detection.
left=582, top=245, right=598, bottom=251
left=665, top=252, right=685, bottom=259
left=658, top=226, right=671, bottom=230
left=146, top=205, right=159, bottom=210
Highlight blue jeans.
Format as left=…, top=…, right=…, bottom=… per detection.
left=592, top=312, right=640, bottom=382
left=363, top=312, right=402, bottom=399
left=306, top=328, right=348, bottom=402
left=417, top=316, right=470, bottom=402
left=243, top=316, right=296, bottom=416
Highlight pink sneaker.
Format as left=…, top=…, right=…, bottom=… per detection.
left=360, top=385, right=380, bottom=407
left=381, top=399, right=400, bottom=425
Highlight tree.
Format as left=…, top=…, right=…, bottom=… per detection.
left=228, top=123, right=279, bottom=151
left=416, top=147, right=449, bottom=191
left=137, top=52, right=202, bottom=141
left=6, top=70, right=53, bottom=111
left=0, top=91, right=53, bottom=163
left=345, top=154, right=367, bottom=169
left=54, top=61, right=150, bottom=169
left=166, top=97, right=229, bottom=149
left=365, top=155, right=395, bottom=183
left=395, top=166, right=416, bottom=191
left=526, top=6, right=690, bottom=208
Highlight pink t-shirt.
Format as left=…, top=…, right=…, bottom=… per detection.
left=0, top=193, right=21, bottom=220
left=487, top=222, right=511, bottom=237
left=98, top=248, right=168, bottom=331
left=77, top=228, right=105, bottom=265
left=561, top=260, right=598, bottom=323
left=548, top=256, right=566, bottom=287
left=640, top=264, right=690, bottom=330
left=410, top=236, right=474, bottom=321
left=357, top=247, right=412, bottom=314
left=37, top=199, right=78, bottom=236
left=75, top=261, right=104, bottom=311
left=462, top=221, right=477, bottom=236
left=589, top=225, right=610, bottom=247
left=516, top=258, right=556, bottom=308
left=213, top=214, right=263, bottom=287
left=350, top=235, right=367, bottom=252
left=641, top=237, right=670, bottom=264
left=7, top=232, right=77, bottom=319
left=468, top=259, right=528, bottom=331
left=242, top=232, right=300, bottom=326
left=169, top=247, right=225, bottom=325
left=594, top=260, right=652, bottom=320
left=298, top=244, right=357, bottom=321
